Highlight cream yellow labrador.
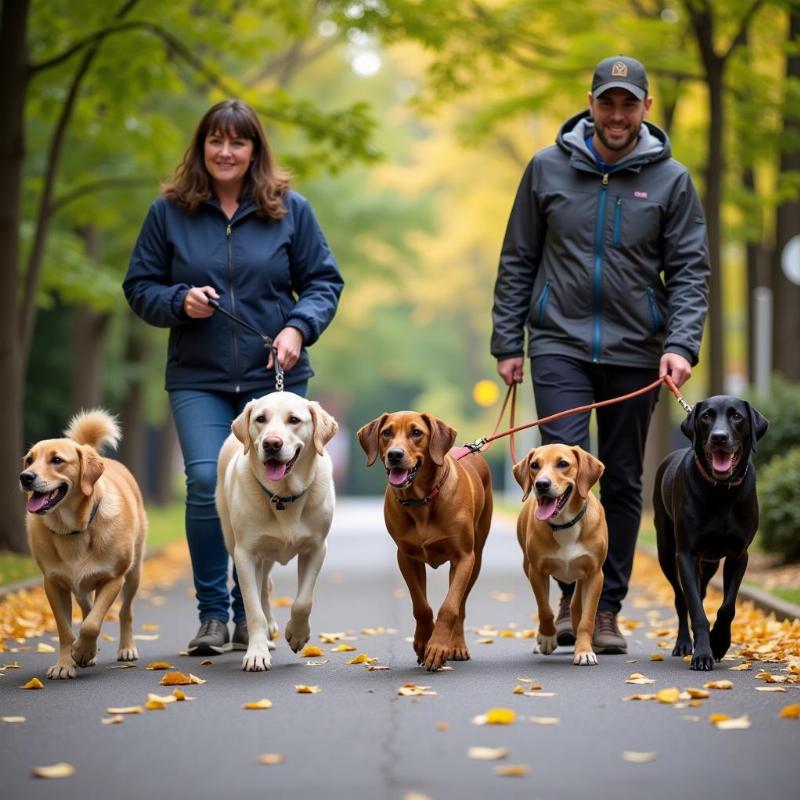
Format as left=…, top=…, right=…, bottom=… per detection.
left=216, top=391, right=338, bottom=672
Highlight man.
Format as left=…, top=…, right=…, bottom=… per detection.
left=492, top=55, right=709, bottom=653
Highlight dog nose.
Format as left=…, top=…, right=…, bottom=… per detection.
left=534, top=477, right=551, bottom=493
left=710, top=430, right=730, bottom=445
left=19, top=470, right=36, bottom=489
left=387, top=447, right=405, bottom=465
left=262, top=435, right=283, bottom=453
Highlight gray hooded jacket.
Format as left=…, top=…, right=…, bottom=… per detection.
left=491, top=111, right=709, bottom=368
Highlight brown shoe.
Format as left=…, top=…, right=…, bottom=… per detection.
left=593, top=610, right=627, bottom=654
left=555, top=593, right=575, bottom=646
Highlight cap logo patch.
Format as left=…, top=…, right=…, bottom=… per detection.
left=634, top=191, right=648, bottom=199
left=611, top=61, right=629, bottom=78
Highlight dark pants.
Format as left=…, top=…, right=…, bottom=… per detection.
left=169, top=382, right=308, bottom=624
left=530, top=355, right=659, bottom=614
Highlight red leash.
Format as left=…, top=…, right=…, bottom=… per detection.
left=456, top=373, right=692, bottom=464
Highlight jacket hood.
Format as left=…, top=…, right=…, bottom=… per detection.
left=556, top=110, right=670, bottom=171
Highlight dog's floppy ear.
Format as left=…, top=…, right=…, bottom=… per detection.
left=746, top=402, right=769, bottom=452
left=572, top=446, right=604, bottom=499
left=512, top=449, right=537, bottom=502
left=422, top=414, right=457, bottom=466
left=231, top=401, right=255, bottom=455
left=680, top=401, right=702, bottom=446
left=78, top=445, right=105, bottom=496
left=309, top=402, right=338, bottom=456
left=356, top=414, right=387, bottom=467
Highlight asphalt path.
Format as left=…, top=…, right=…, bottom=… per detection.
left=1, top=497, right=798, bottom=800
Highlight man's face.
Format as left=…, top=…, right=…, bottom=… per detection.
left=588, top=87, right=652, bottom=159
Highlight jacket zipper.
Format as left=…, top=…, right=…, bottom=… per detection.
left=592, top=174, right=609, bottom=363
left=647, top=287, right=662, bottom=334
left=536, top=280, right=551, bottom=325
left=225, top=220, right=242, bottom=392
left=613, top=197, right=622, bottom=246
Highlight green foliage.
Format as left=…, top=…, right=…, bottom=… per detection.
left=758, top=445, right=800, bottom=561
left=748, top=375, right=800, bottom=468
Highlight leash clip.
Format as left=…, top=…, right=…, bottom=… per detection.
left=464, top=437, right=487, bottom=454
left=677, top=397, right=693, bottom=414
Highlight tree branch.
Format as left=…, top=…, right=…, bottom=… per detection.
left=723, top=0, right=766, bottom=62
left=49, top=176, right=158, bottom=216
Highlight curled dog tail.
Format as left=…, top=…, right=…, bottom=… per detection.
left=64, top=409, right=121, bottom=452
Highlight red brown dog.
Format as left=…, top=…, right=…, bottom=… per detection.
left=357, top=412, right=492, bottom=671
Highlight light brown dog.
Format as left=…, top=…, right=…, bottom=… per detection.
left=513, top=444, right=607, bottom=665
left=19, top=410, right=147, bottom=679
left=357, top=412, right=492, bottom=671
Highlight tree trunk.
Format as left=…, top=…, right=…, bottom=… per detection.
left=71, top=226, right=110, bottom=411
left=772, top=11, right=800, bottom=381
left=153, top=406, right=178, bottom=506
left=118, top=317, right=147, bottom=491
left=0, top=0, right=29, bottom=552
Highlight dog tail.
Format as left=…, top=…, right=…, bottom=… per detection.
left=64, top=409, right=121, bottom=452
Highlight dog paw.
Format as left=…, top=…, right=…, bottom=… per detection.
left=690, top=649, right=715, bottom=671
left=536, top=633, right=558, bottom=655
left=573, top=650, right=598, bottom=666
left=709, top=627, right=731, bottom=661
left=450, top=642, right=471, bottom=661
left=284, top=620, right=310, bottom=653
left=422, top=642, right=449, bottom=671
left=71, top=642, right=97, bottom=668
left=47, top=662, right=76, bottom=680
left=117, top=646, right=139, bottom=662
left=242, top=647, right=272, bottom=672
left=672, top=639, right=693, bottom=657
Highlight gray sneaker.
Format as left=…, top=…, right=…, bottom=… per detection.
left=187, top=619, right=229, bottom=655
left=232, top=619, right=248, bottom=650
left=555, top=593, right=575, bottom=646
left=593, top=610, right=627, bottom=654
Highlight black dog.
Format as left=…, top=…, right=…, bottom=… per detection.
left=653, top=395, right=768, bottom=670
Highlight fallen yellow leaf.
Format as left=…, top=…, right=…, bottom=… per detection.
left=319, top=632, right=345, bottom=643
left=243, top=698, right=273, bottom=710
left=436, top=722, right=449, bottom=732
left=32, top=762, right=75, bottom=779
left=708, top=713, right=731, bottom=724
left=703, top=680, right=734, bottom=690
left=300, top=645, right=324, bottom=658
left=257, top=753, right=285, bottom=765
left=623, top=693, right=657, bottom=701
left=331, top=643, right=357, bottom=652
left=145, top=661, right=175, bottom=670
left=147, top=692, right=176, bottom=705
left=512, top=685, right=525, bottom=694
left=36, top=642, right=55, bottom=653
left=715, top=715, right=751, bottom=730
left=779, top=704, right=800, bottom=719
left=397, top=684, right=437, bottom=697
left=686, top=688, right=711, bottom=699
left=106, top=706, right=143, bottom=715
left=622, top=751, right=657, bottom=763
left=492, top=764, right=530, bottom=777
left=484, top=708, right=517, bottom=725
left=172, top=689, right=190, bottom=701
left=345, top=653, right=377, bottom=665
left=656, top=688, right=681, bottom=704
left=21, top=677, right=43, bottom=689
left=625, top=673, right=655, bottom=685
left=468, top=746, right=509, bottom=760
left=477, top=638, right=495, bottom=645
left=649, top=654, right=664, bottom=661
left=295, top=685, right=321, bottom=694
left=144, top=697, right=168, bottom=710
left=160, top=671, right=206, bottom=686
left=141, top=623, right=160, bottom=631
left=2, top=716, right=25, bottom=723
left=361, top=627, right=385, bottom=635
left=529, top=716, right=559, bottom=725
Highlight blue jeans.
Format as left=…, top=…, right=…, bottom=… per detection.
left=169, top=383, right=308, bottom=624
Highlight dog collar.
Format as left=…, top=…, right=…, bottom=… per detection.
left=693, top=455, right=748, bottom=489
left=64, top=500, right=101, bottom=536
left=254, top=477, right=309, bottom=511
left=397, top=463, right=451, bottom=507
left=548, top=503, right=588, bottom=531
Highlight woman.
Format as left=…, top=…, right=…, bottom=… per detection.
left=123, top=99, right=343, bottom=655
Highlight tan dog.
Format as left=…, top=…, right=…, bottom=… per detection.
left=357, top=412, right=492, bottom=671
left=513, top=444, right=606, bottom=665
left=19, top=410, right=147, bottom=679
left=216, top=391, right=338, bottom=672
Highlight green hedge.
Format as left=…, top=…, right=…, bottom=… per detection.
left=748, top=376, right=800, bottom=469
left=758, top=446, right=800, bottom=561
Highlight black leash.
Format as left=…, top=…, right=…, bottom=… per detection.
left=207, top=298, right=284, bottom=391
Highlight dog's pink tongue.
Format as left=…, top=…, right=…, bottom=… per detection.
left=264, top=461, right=288, bottom=481
left=388, top=468, right=410, bottom=486
left=26, top=493, right=50, bottom=513
left=712, top=452, right=734, bottom=474
left=535, top=497, right=559, bottom=521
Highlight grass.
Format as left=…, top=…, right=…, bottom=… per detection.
left=0, top=501, right=186, bottom=590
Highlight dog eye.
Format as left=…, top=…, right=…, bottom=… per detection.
left=255, top=414, right=266, bottom=423
left=557, top=459, right=569, bottom=469
left=410, top=429, right=423, bottom=439
left=288, top=416, right=301, bottom=425
left=529, top=461, right=539, bottom=471
left=381, top=428, right=392, bottom=438
left=51, top=456, right=64, bottom=465
left=25, top=456, right=33, bottom=466
left=730, top=411, right=743, bottom=422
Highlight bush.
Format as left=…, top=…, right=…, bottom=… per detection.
left=748, top=375, right=800, bottom=468
left=758, top=446, right=800, bottom=561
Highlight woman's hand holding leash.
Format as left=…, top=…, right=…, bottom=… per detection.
left=184, top=286, right=219, bottom=319
left=268, top=327, right=304, bottom=372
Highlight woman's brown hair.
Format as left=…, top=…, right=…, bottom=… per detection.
left=162, top=99, right=290, bottom=219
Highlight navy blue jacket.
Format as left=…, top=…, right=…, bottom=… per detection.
left=123, top=191, right=343, bottom=392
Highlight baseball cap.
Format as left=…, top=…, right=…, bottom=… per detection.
left=591, top=56, right=648, bottom=100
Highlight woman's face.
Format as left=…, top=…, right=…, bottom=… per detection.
left=203, top=128, right=254, bottom=191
